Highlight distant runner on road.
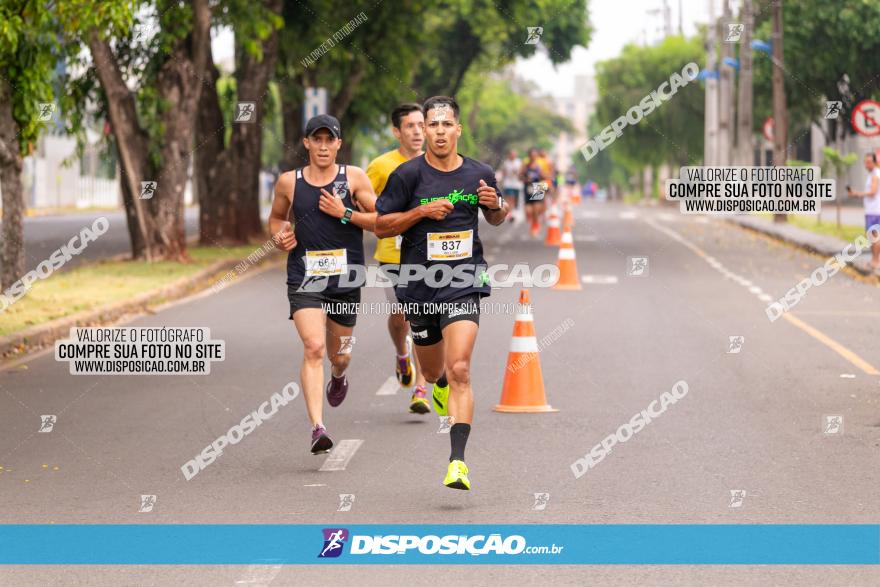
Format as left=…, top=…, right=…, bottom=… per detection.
left=847, top=152, right=880, bottom=274
left=498, top=149, right=523, bottom=223
left=521, top=148, right=548, bottom=237
left=375, top=96, right=508, bottom=490
left=268, top=114, right=377, bottom=455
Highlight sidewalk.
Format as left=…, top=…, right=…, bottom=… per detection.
left=726, top=214, right=878, bottom=277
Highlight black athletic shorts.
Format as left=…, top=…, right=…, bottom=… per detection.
left=404, top=294, right=481, bottom=346
left=287, top=287, right=360, bottom=327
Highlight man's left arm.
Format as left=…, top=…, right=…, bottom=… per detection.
left=478, top=178, right=508, bottom=226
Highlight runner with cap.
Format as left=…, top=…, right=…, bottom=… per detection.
left=268, top=114, right=377, bottom=455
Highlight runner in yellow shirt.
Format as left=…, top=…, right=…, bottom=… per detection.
left=367, top=103, right=430, bottom=413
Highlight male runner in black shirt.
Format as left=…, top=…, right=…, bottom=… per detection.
left=269, top=115, right=377, bottom=456
left=375, top=96, right=508, bottom=490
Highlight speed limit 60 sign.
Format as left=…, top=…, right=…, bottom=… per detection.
left=852, top=100, right=880, bottom=137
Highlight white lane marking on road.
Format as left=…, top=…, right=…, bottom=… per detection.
left=581, top=274, right=619, bottom=284
left=659, top=212, right=676, bottom=222
left=648, top=218, right=880, bottom=375
left=619, top=211, right=638, bottom=220
left=319, top=439, right=364, bottom=472
left=304, top=483, right=327, bottom=487
left=575, top=235, right=598, bottom=242
left=234, top=563, right=282, bottom=586
left=840, top=374, right=856, bottom=379
left=376, top=376, right=399, bottom=395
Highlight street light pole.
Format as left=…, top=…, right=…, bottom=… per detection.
left=704, top=0, right=718, bottom=166
left=735, top=0, right=754, bottom=166
left=718, top=0, right=733, bottom=166
left=771, top=0, right=788, bottom=223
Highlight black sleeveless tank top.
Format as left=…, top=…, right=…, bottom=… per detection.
left=286, top=165, right=364, bottom=294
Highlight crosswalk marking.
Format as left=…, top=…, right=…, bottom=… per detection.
left=375, top=376, right=399, bottom=395
left=581, top=274, right=618, bottom=284
left=319, top=439, right=364, bottom=471
left=234, top=563, right=282, bottom=586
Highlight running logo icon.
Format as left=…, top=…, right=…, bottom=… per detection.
left=337, top=494, right=355, bottom=512
left=333, top=181, right=349, bottom=199
left=39, top=415, right=56, bottom=433
left=532, top=492, right=550, bottom=510
left=529, top=182, right=546, bottom=201
left=139, top=494, right=156, bottom=513
left=627, top=256, right=649, bottom=276
left=37, top=102, right=56, bottom=121
left=235, top=102, right=256, bottom=123
left=140, top=181, right=157, bottom=200
left=729, top=489, right=746, bottom=508
left=824, top=101, right=842, bottom=120
left=823, top=415, right=843, bottom=435
left=727, top=335, right=744, bottom=354
left=318, top=528, right=349, bottom=558
left=525, top=27, right=543, bottom=45
left=725, top=23, right=744, bottom=42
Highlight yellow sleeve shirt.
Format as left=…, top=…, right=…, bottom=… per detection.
left=368, top=149, right=409, bottom=264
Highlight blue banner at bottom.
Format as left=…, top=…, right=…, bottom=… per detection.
left=1, top=525, right=878, bottom=564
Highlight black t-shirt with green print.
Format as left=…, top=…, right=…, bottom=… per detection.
left=376, top=154, right=499, bottom=303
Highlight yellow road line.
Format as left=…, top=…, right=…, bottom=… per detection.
left=649, top=217, right=880, bottom=376
left=783, top=313, right=880, bottom=375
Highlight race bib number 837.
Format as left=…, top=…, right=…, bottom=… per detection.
left=427, top=230, right=473, bottom=261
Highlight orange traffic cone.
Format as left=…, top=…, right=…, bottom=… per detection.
left=571, top=185, right=582, bottom=204
left=553, top=225, right=582, bottom=290
left=544, top=205, right=561, bottom=246
left=562, top=202, right=574, bottom=231
left=495, top=289, right=556, bottom=413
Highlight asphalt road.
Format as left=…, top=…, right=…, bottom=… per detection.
left=2, top=201, right=880, bottom=585
left=21, top=208, right=199, bottom=271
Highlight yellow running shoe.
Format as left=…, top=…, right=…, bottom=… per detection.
left=432, top=383, right=450, bottom=416
left=409, top=385, right=431, bottom=414
left=443, top=459, right=470, bottom=490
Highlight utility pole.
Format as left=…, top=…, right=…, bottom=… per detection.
left=704, top=0, right=718, bottom=166
left=771, top=0, right=788, bottom=223
left=735, top=0, right=754, bottom=166
left=717, top=0, right=733, bottom=166
left=678, top=0, right=684, bottom=35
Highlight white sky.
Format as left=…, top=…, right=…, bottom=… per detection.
left=211, top=0, right=716, bottom=98
left=515, top=0, right=714, bottom=96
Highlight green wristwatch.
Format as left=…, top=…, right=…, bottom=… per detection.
left=341, top=207, right=353, bottom=224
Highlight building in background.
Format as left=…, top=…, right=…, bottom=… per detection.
left=551, top=75, right=597, bottom=174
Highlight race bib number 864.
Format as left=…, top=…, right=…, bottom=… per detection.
left=305, top=249, right=347, bottom=276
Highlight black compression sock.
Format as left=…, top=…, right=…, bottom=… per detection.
left=449, top=423, right=471, bottom=462
left=437, top=372, right=448, bottom=388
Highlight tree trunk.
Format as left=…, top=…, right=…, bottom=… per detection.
left=88, top=0, right=211, bottom=259
left=231, top=2, right=281, bottom=240
left=0, top=80, right=24, bottom=289
left=197, top=0, right=281, bottom=245
left=280, top=75, right=307, bottom=171
left=195, top=58, right=228, bottom=245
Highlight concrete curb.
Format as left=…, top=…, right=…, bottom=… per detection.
left=726, top=215, right=879, bottom=277
left=0, top=255, right=276, bottom=362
